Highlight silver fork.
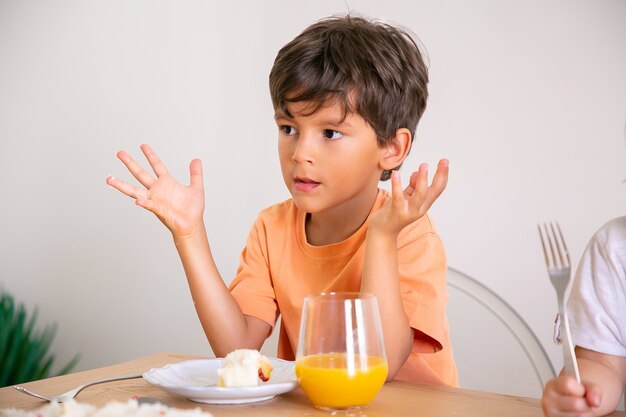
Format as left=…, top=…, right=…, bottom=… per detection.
left=13, top=373, right=143, bottom=402
left=538, top=222, right=581, bottom=382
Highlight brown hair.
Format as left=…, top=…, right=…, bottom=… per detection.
left=269, top=15, right=429, bottom=181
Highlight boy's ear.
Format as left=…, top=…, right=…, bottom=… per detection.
left=379, top=128, right=412, bottom=171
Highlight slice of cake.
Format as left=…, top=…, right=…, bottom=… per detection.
left=217, top=349, right=272, bottom=387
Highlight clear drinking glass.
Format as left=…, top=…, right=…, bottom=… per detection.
left=295, top=292, right=388, bottom=411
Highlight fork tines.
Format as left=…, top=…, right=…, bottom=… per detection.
left=537, top=222, right=571, bottom=270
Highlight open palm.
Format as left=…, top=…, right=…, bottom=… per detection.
left=106, top=144, right=205, bottom=238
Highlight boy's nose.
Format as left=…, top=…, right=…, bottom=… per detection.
left=292, top=135, right=315, bottom=164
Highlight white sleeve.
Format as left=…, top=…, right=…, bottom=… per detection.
left=567, top=217, right=626, bottom=357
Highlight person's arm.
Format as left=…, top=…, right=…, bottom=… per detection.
left=362, top=160, right=448, bottom=380
left=107, top=144, right=270, bottom=356
left=542, top=347, right=626, bottom=417
left=576, top=347, right=626, bottom=415
left=172, top=222, right=272, bottom=355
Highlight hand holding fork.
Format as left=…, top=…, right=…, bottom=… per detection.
left=538, top=222, right=581, bottom=383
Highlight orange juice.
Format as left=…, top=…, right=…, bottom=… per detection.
left=295, top=353, right=388, bottom=409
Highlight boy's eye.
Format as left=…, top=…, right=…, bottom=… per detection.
left=280, top=125, right=298, bottom=136
left=323, top=129, right=343, bottom=140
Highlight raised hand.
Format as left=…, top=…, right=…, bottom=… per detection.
left=106, top=144, right=205, bottom=238
left=369, top=159, right=449, bottom=236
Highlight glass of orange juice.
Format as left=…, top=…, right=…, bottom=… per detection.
left=295, top=292, right=388, bottom=411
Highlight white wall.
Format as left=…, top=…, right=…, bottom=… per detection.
left=1, top=0, right=624, bottom=397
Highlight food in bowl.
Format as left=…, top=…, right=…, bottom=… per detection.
left=217, top=349, right=272, bottom=387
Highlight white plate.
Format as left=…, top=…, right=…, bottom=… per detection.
left=143, top=358, right=298, bottom=404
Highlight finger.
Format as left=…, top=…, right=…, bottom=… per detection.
left=416, top=159, right=449, bottom=211
left=140, top=144, right=170, bottom=178
left=430, top=159, right=449, bottom=194
left=116, top=150, right=155, bottom=188
left=403, top=170, right=419, bottom=197
left=106, top=175, right=149, bottom=200
left=554, top=374, right=587, bottom=397
left=553, top=395, right=596, bottom=415
left=556, top=395, right=595, bottom=417
left=389, top=171, right=405, bottom=205
left=189, top=159, right=204, bottom=189
left=135, top=196, right=156, bottom=212
left=407, top=163, right=428, bottom=210
left=583, top=383, right=602, bottom=408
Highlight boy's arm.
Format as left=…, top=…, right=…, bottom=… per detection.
left=174, top=225, right=272, bottom=355
left=542, top=347, right=626, bottom=416
left=363, top=161, right=448, bottom=381
left=362, top=227, right=414, bottom=380
left=107, top=144, right=270, bottom=356
left=577, top=347, right=626, bottom=415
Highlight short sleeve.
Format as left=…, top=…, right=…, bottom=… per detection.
left=568, top=220, right=626, bottom=357
left=229, top=218, right=279, bottom=328
left=397, top=224, right=447, bottom=352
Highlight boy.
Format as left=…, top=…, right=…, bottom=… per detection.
left=542, top=216, right=626, bottom=416
left=107, top=15, right=457, bottom=385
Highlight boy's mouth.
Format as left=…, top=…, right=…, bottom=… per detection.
left=294, top=177, right=320, bottom=192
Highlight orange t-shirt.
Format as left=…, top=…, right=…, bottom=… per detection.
left=229, top=189, right=458, bottom=386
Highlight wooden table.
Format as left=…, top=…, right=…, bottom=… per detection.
left=0, top=352, right=623, bottom=416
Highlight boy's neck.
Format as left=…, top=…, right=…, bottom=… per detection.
left=304, top=187, right=380, bottom=246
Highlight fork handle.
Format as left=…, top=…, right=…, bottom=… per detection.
left=14, top=386, right=49, bottom=401
left=559, top=308, right=581, bottom=383
left=68, top=373, right=143, bottom=397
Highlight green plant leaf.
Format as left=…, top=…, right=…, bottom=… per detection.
left=0, top=294, right=15, bottom=363
left=25, top=324, right=57, bottom=382
left=14, top=308, right=41, bottom=383
left=0, top=291, right=80, bottom=387
left=0, top=304, right=26, bottom=386
left=37, top=355, right=55, bottom=381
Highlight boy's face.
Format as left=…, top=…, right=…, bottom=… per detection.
left=275, top=99, right=387, bottom=217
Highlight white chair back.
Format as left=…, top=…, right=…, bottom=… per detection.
left=447, top=267, right=555, bottom=398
